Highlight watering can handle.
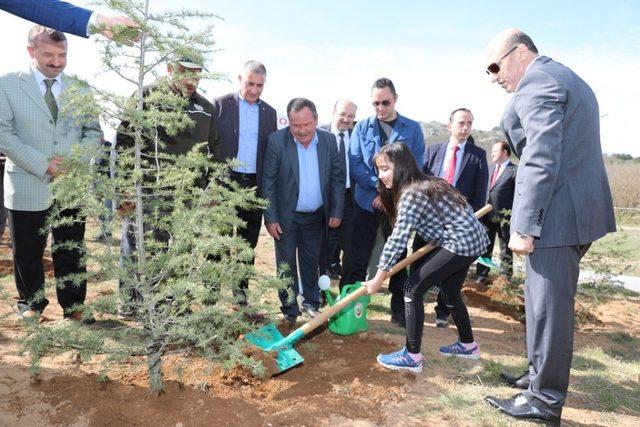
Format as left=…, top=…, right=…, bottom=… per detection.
left=297, top=204, right=492, bottom=336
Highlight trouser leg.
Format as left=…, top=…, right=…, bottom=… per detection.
left=522, top=245, right=581, bottom=415
left=8, top=209, right=49, bottom=312
left=50, top=209, right=87, bottom=314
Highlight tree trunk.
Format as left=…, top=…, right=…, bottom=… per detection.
left=147, top=343, right=165, bottom=395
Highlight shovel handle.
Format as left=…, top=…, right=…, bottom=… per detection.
left=385, top=203, right=492, bottom=278
left=296, top=203, right=492, bottom=337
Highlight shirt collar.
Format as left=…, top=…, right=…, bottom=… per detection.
left=447, top=138, right=467, bottom=151
left=294, top=132, right=318, bottom=147
left=238, top=91, right=260, bottom=106
left=523, top=55, right=543, bottom=78
left=31, top=64, right=62, bottom=87
left=496, top=159, right=510, bottom=168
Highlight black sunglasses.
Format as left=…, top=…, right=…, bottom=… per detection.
left=372, top=100, right=392, bottom=107
left=486, top=46, right=517, bottom=75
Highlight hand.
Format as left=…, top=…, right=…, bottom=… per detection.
left=94, top=14, right=141, bottom=44
left=363, top=269, right=388, bottom=295
left=116, top=201, right=135, bottom=217
left=328, top=217, right=342, bottom=228
left=372, top=195, right=384, bottom=212
left=266, top=222, right=282, bottom=240
left=509, top=232, right=534, bottom=255
left=46, top=156, right=64, bottom=178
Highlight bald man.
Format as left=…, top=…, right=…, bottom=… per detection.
left=483, top=29, right=615, bottom=424
left=318, top=99, right=357, bottom=286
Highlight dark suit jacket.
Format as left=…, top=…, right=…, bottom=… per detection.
left=212, top=92, right=277, bottom=192
left=423, top=137, right=488, bottom=211
left=261, top=128, right=345, bottom=232
left=318, top=123, right=352, bottom=191
left=484, top=161, right=516, bottom=224
left=1, top=0, right=93, bottom=38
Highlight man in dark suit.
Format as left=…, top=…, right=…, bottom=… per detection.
left=423, top=108, right=488, bottom=211
left=421, top=108, right=488, bottom=327
left=476, top=140, right=516, bottom=282
left=483, top=29, right=616, bottom=424
left=212, top=60, right=277, bottom=306
left=318, top=99, right=357, bottom=284
left=261, top=98, right=344, bottom=322
left=0, top=0, right=139, bottom=40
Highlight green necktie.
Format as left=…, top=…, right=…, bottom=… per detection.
left=44, top=79, right=58, bottom=123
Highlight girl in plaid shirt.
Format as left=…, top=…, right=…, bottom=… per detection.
left=364, top=143, right=489, bottom=373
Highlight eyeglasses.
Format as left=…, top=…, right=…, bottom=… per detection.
left=486, top=46, right=517, bottom=75
left=372, top=100, right=392, bottom=107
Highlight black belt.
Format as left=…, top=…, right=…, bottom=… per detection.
left=230, top=171, right=257, bottom=181
left=295, top=207, right=324, bottom=215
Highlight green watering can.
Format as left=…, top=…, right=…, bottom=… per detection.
left=319, top=277, right=371, bottom=335
left=244, top=204, right=493, bottom=375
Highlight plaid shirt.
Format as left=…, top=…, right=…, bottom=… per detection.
left=378, top=188, right=490, bottom=271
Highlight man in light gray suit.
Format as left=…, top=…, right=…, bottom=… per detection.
left=261, top=98, right=344, bottom=322
left=0, top=26, right=102, bottom=322
left=483, top=29, right=616, bottom=424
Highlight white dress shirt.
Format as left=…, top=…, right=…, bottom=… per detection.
left=331, top=125, right=350, bottom=189
left=31, top=65, right=62, bottom=99
left=439, top=138, right=467, bottom=185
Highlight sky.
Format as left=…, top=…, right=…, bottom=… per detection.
left=1, top=0, right=639, bottom=155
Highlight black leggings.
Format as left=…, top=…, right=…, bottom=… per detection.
left=404, top=247, right=476, bottom=354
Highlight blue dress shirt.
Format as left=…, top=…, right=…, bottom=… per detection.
left=234, top=94, right=260, bottom=173
left=295, top=134, right=323, bottom=212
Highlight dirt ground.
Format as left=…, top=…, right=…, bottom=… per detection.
left=1, top=226, right=639, bottom=426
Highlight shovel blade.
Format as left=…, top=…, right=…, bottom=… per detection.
left=477, top=257, right=499, bottom=270
left=245, top=323, right=285, bottom=350
left=244, top=323, right=304, bottom=374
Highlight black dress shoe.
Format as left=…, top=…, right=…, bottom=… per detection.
left=485, top=394, right=560, bottom=425
left=500, top=370, right=530, bottom=389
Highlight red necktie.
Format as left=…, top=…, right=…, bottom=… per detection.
left=444, top=145, right=459, bottom=185
left=490, top=164, right=500, bottom=188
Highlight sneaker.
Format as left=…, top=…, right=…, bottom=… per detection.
left=377, top=347, right=423, bottom=373
left=13, top=309, right=41, bottom=325
left=435, top=318, right=449, bottom=328
left=301, top=305, right=321, bottom=319
left=439, top=341, right=480, bottom=360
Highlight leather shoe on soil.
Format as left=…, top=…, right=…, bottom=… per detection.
left=65, top=311, right=96, bottom=325
left=500, top=370, right=530, bottom=389
left=485, top=393, right=560, bottom=425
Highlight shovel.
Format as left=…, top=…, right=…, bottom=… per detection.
left=244, top=204, right=493, bottom=374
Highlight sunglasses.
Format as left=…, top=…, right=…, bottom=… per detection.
left=372, top=100, right=392, bottom=107
left=486, top=45, right=517, bottom=75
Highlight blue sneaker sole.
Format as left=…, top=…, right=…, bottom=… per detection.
left=376, top=355, right=423, bottom=373
left=439, top=350, right=480, bottom=360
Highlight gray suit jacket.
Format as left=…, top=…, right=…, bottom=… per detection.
left=261, top=128, right=345, bottom=231
left=0, top=68, right=102, bottom=211
left=501, top=56, right=615, bottom=247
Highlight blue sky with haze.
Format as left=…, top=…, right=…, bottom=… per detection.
left=1, top=0, right=638, bottom=154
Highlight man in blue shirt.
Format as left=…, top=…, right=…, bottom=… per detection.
left=213, top=61, right=277, bottom=306
left=261, top=98, right=344, bottom=322
left=346, top=77, right=425, bottom=326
